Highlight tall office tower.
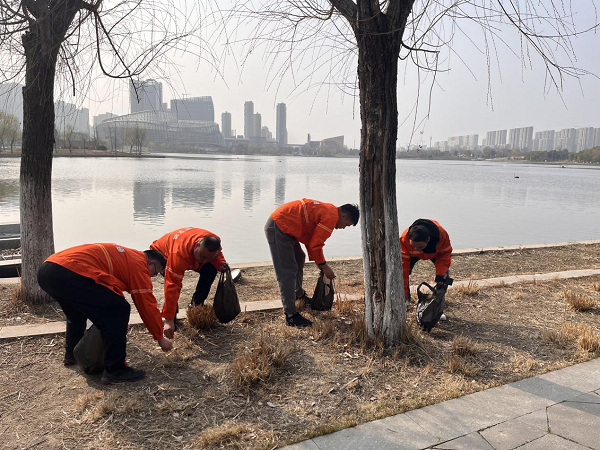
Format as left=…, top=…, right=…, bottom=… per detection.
left=485, top=129, right=508, bottom=148
left=244, top=101, right=254, bottom=138
left=54, top=100, right=77, bottom=132
left=170, top=97, right=215, bottom=121
left=465, top=134, right=478, bottom=150
left=221, top=111, right=232, bottom=138
left=276, top=102, right=287, bottom=146
left=0, top=82, right=23, bottom=125
left=75, top=107, right=90, bottom=134
left=508, top=126, right=534, bottom=151
left=594, top=128, right=600, bottom=147
left=575, top=127, right=596, bottom=152
left=130, top=79, right=163, bottom=113
left=253, top=113, right=262, bottom=138
left=554, top=128, right=577, bottom=152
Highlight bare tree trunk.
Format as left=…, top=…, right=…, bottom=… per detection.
left=357, top=20, right=406, bottom=347
left=20, top=30, right=58, bottom=303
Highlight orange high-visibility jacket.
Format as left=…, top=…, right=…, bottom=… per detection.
left=400, top=219, right=452, bottom=294
left=45, top=243, right=163, bottom=341
left=271, top=198, right=338, bottom=264
left=150, top=227, right=226, bottom=320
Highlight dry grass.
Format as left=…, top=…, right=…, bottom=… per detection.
left=562, top=290, right=597, bottom=312
left=510, top=354, right=538, bottom=373
left=452, top=336, right=480, bottom=356
left=446, top=355, right=480, bottom=377
left=592, top=282, right=600, bottom=292
left=5, top=282, right=30, bottom=315
left=578, top=328, right=600, bottom=354
left=540, top=322, right=600, bottom=354
left=452, top=279, right=479, bottom=296
left=195, top=421, right=254, bottom=449
left=230, top=333, right=295, bottom=388
left=187, top=304, right=218, bottom=330
left=75, top=392, right=139, bottom=423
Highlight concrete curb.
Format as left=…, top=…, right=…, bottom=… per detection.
left=1, top=268, right=600, bottom=341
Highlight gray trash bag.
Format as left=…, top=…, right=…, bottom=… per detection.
left=73, top=324, right=105, bottom=374
left=213, top=268, right=241, bottom=323
left=311, top=271, right=335, bottom=311
left=416, top=282, right=446, bottom=332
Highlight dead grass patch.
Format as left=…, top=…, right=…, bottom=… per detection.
left=231, top=333, right=295, bottom=388
left=540, top=322, right=600, bottom=354
left=592, top=282, right=600, bottom=292
left=562, top=290, right=597, bottom=312
left=446, top=355, right=480, bottom=377
left=5, top=282, right=30, bottom=315
left=187, top=304, right=217, bottom=329
left=453, top=279, right=479, bottom=296
left=510, top=354, right=538, bottom=373
left=452, top=336, right=480, bottom=356
left=195, top=421, right=254, bottom=449
left=75, top=392, right=139, bottom=422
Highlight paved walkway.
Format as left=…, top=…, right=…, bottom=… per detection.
left=2, top=268, right=600, bottom=340
left=284, top=357, right=600, bottom=450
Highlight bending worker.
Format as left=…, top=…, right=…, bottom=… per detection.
left=37, top=243, right=172, bottom=384
left=150, top=227, right=228, bottom=338
left=400, top=219, right=452, bottom=300
left=265, top=199, right=359, bottom=327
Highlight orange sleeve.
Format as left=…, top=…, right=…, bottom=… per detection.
left=434, top=228, right=452, bottom=276
left=400, top=234, right=412, bottom=294
left=162, top=254, right=187, bottom=320
left=307, top=221, right=334, bottom=264
left=129, top=268, right=163, bottom=341
left=209, top=250, right=226, bottom=270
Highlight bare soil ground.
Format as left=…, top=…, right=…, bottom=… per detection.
left=1, top=265, right=600, bottom=448
left=2, top=243, right=598, bottom=327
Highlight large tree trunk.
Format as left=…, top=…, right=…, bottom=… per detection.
left=19, top=30, right=58, bottom=303
left=356, top=18, right=406, bottom=347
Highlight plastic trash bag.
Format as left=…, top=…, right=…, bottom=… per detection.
left=73, top=324, right=105, bottom=374
left=213, top=268, right=241, bottom=323
left=311, top=271, right=335, bottom=311
left=416, top=282, right=446, bottom=332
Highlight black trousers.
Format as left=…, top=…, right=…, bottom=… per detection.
left=192, top=263, right=218, bottom=305
left=37, top=262, right=130, bottom=372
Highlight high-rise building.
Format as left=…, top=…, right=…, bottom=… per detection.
left=575, top=127, right=596, bottom=152
left=533, top=130, right=555, bottom=152
left=170, top=97, right=214, bottom=121
left=554, top=128, right=577, bottom=152
left=508, top=126, right=533, bottom=151
left=221, top=111, right=232, bottom=138
left=75, top=107, right=90, bottom=134
left=244, top=101, right=254, bottom=139
left=261, top=126, right=272, bottom=141
left=594, top=128, right=600, bottom=148
left=54, top=100, right=77, bottom=132
left=485, top=129, right=507, bottom=148
left=276, top=103, right=287, bottom=146
left=253, top=113, right=262, bottom=138
left=0, top=82, right=23, bottom=125
left=130, top=79, right=163, bottom=113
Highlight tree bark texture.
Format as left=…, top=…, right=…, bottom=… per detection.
left=353, top=2, right=412, bottom=347
left=20, top=2, right=79, bottom=303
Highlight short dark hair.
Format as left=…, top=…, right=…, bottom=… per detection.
left=340, top=203, right=360, bottom=226
left=200, top=235, right=221, bottom=253
left=144, top=249, right=167, bottom=270
left=408, top=225, right=429, bottom=243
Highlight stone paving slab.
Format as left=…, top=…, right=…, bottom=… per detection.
left=547, top=401, right=600, bottom=449
left=517, top=434, right=589, bottom=450
left=479, top=418, right=546, bottom=449
left=432, top=432, right=494, bottom=450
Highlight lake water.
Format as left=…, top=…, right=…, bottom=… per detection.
left=1, top=155, right=599, bottom=263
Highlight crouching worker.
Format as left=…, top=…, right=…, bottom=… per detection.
left=400, top=219, right=452, bottom=300
left=150, top=228, right=228, bottom=338
left=37, top=244, right=173, bottom=384
left=265, top=199, right=359, bottom=327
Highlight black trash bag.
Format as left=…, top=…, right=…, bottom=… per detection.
left=73, top=324, right=105, bottom=374
left=416, top=282, right=446, bottom=332
left=311, top=271, right=335, bottom=311
left=213, top=268, right=241, bottom=323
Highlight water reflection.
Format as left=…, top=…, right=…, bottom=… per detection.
left=243, top=179, right=261, bottom=211
left=171, top=183, right=215, bottom=213
left=133, top=180, right=166, bottom=224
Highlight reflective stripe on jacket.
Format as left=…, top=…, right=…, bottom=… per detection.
left=271, top=198, right=338, bottom=264
left=400, top=219, right=452, bottom=294
left=150, top=227, right=226, bottom=320
left=46, top=243, right=163, bottom=340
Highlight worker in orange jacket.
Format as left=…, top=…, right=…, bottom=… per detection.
left=265, top=199, right=360, bottom=327
left=150, top=228, right=228, bottom=338
left=37, top=244, right=172, bottom=385
left=400, top=219, right=452, bottom=299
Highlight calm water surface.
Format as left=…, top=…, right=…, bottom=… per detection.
left=0, top=155, right=599, bottom=263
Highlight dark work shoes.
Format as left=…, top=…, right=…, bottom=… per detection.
left=63, top=351, right=77, bottom=366
left=296, top=291, right=313, bottom=306
left=286, top=312, right=313, bottom=328
left=101, top=366, right=145, bottom=385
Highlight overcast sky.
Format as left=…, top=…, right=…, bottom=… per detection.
left=78, top=1, right=600, bottom=148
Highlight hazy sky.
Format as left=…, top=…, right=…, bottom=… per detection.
left=77, top=1, right=600, bottom=148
